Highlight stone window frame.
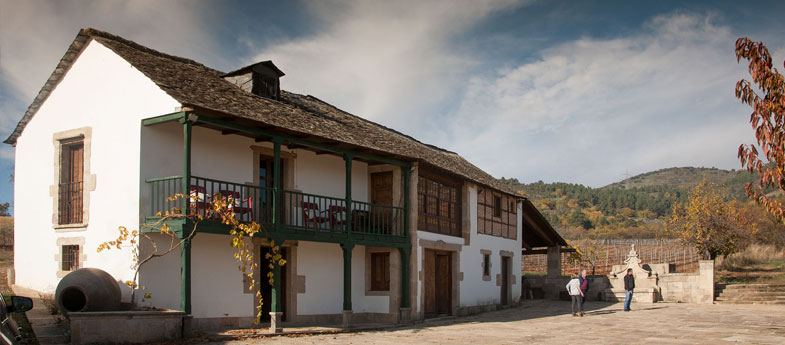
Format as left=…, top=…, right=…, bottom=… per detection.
left=496, top=250, right=518, bottom=291
left=496, top=250, right=516, bottom=300
left=55, top=237, right=86, bottom=278
left=480, top=249, right=492, bottom=281
left=365, top=247, right=399, bottom=298
left=51, top=127, right=96, bottom=231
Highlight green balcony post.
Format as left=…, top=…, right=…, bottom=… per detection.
left=399, top=246, right=411, bottom=309
left=273, top=138, right=282, bottom=233
left=403, top=166, right=410, bottom=238
left=181, top=117, right=192, bottom=216
left=270, top=237, right=282, bottom=313
left=180, top=116, right=193, bottom=315
left=344, top=153, right=353, bottom=236
left=180, top=234, right=192, bottom=314
left=340, top=242, right=354, bottom=311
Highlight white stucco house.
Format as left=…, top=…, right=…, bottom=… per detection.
left=6, top=28, right=568, bottom=331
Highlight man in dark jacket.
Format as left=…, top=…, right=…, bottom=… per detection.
left=578, top=270, right=589, bottom=316
left=623, top=268, right=635, bottom=311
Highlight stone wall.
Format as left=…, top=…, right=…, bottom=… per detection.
left=657, top=260, right=714, bottom=304
left=523, top=259, right=715, bottom=304
left=69, top=310, right=185, bottom=345
left=523, top=275, right=610, bottom=301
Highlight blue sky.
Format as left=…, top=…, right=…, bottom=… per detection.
left=1, top=0, right=785, bottom=213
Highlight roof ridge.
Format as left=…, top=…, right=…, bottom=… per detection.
left=82, top=28, right=222, bottom=73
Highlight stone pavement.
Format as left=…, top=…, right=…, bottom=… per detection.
left=12, top=285, right=68, bottom=345
left=207, top=300, right=785, bottom=345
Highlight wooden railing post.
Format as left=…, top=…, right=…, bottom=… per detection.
left=273, top=138, right=282, bottom=233
left=344, top=153, right=353, bottom=236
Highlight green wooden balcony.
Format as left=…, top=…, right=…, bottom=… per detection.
left=144, top=175, right=407, bottom=246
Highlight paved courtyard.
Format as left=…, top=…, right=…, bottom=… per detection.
left=208, top=300, right=785, bottom=344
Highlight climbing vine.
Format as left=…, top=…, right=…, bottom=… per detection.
left=98, top=192, right=285, bottom=324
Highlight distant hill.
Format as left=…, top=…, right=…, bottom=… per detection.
left=606, top=167, right=756, bottom=198
left=499, top=167, right=760, bottom=239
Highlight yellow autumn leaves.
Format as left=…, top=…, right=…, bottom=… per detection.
left=668, top=180, right=752, bottom=260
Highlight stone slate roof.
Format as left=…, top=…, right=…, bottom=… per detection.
left=5, top=28, right=519, bottom=196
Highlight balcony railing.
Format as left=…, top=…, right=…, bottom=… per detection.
left=58, top=181, right=83, bottom=224
left=145, top=175, right=406, bottom=240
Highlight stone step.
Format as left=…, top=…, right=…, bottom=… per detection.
left=715, top=295, right=785, bottom=301
left=721, top=284, right=785, bottom=290
left=717, top=290, right=785, bottom=295
left=715, top=300, right=785, bottom=305
left=716, top=297, right=785, bottom=302
left=715, top=291, right=785, bottom=296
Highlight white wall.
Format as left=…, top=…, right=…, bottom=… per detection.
left=296, top=242, right=387, bottom=315
left=13, top=39, right=180, bottom=296
left=137, top=233, right=182, bottom=310
left=459, top=186, right=522, bottom=307
left=190, top=233, right=255, bottom=317
left=294, top=149, right=369, bottom=202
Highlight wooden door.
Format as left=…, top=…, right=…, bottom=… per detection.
left=501, top=256, right=510, bottom=305
left=371, top=171, right=393, bottom=234
left=424, top=249, right=452, bottom=318
left=423, top=249, right=437, bottom=318
left=435, top=253, right=452, bottom=315
left=260, top=246, right=287, bottom=321
left=371, top=171, right=393, bottom=205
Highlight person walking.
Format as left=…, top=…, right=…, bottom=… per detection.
left=624, top=268, right=635, bottom=311
left=578, top=269, right=589, bottom=316
left=566, top=273, right=583, bottom=316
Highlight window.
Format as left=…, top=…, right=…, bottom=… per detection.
left=370, top=252, right=390, bottom=291
left=61, top=245, right=80, bottom=271
left=58, top=140, right=84, bottom=225
left=482, top=253, right=491, bottom=277
left=478, top=190, right=517, bottom=239
left=417, top=171, right=462, bottom=237
left=493, top=196, right=502, bottom=217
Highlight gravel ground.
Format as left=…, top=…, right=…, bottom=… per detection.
left=204, top=300, right=785, bottom=345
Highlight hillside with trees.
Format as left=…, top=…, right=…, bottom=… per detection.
left=500, top=167, right=776, bottom=240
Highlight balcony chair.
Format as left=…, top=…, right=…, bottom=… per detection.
left=302, top=202, right=329, bottom=229
left=220, top=189, right=254, bottom=221
left=328, top=205, right=346, bottom=231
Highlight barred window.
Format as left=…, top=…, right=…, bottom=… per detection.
left=417, top=170, right=461, bottom=237
left=62, top=245, right=80, bottom=271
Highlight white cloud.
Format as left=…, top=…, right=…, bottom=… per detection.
left=253, top=0, right=525, bottom=131
left=0, top=0, right=223, bottom=120
left=443, top=12, right=784, bottom=186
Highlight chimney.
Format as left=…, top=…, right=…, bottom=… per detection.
left=222, top=61, right=285, bottom=100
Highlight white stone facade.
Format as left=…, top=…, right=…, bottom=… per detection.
left=12, top=37, right=525, bottom=329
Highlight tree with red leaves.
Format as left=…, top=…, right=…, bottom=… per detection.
left=736, top=37, right=785, bottom=219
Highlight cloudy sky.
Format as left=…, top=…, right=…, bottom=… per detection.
left=1, top=0, right=785, bottom=210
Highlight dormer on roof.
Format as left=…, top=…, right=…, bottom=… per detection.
left=222, top=61, right=285, bottom=101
